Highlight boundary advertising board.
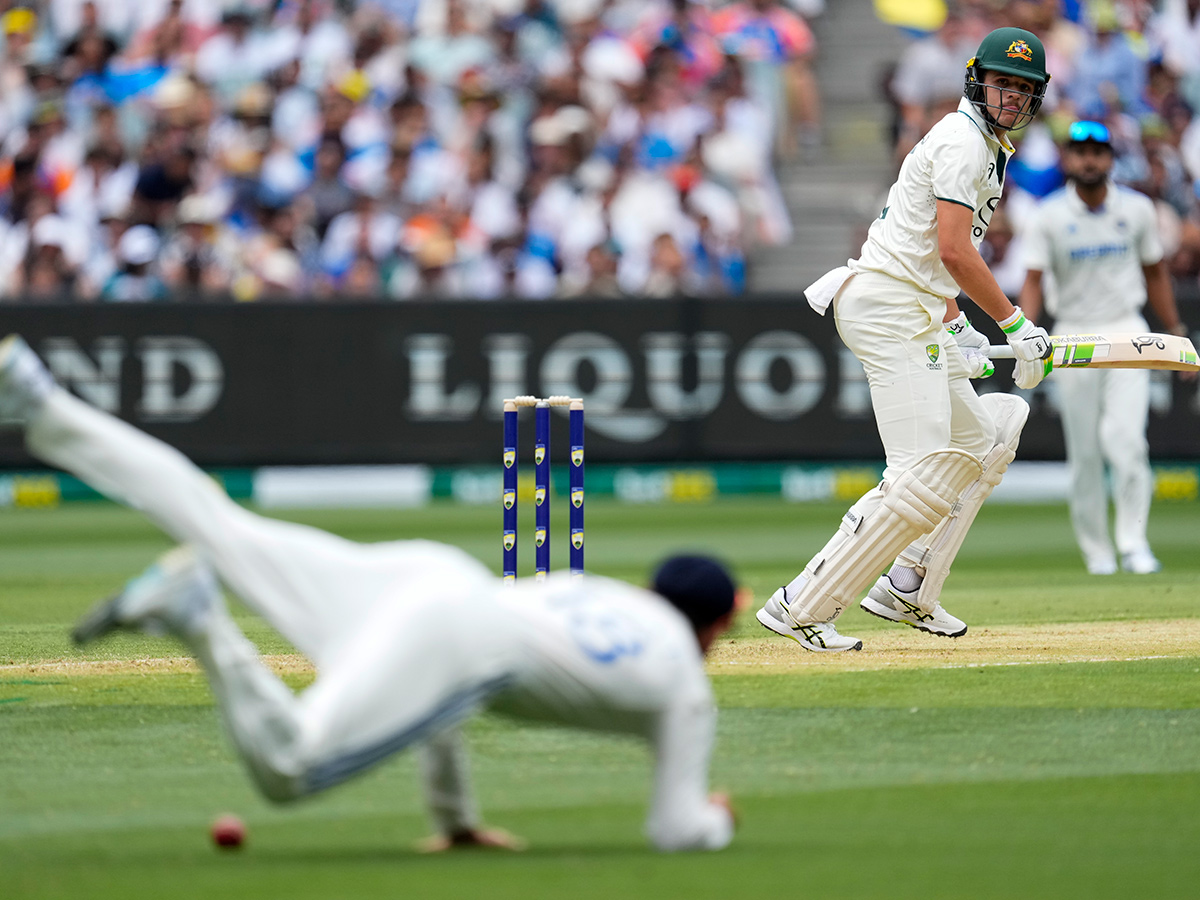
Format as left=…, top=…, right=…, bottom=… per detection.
left=2, top=300, right=1197, bottom=466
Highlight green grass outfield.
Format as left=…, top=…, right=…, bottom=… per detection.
left=4, top=497, right=1200, bottom=899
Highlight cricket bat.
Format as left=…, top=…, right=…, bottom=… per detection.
left=988, top=332, right=1200, bottom=372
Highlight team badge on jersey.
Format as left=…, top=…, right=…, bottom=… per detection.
left=926, top=344, right=941, bottom=363
left=1006, top=40, right=1033, bottom=61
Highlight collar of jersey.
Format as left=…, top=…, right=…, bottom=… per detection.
left=957, top=98, right=1015, bottom=153
left=1066, top=180, right=1113, bottom=214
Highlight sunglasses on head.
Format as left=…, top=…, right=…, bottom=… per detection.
left=1067, top=120, right=1112, bottom=145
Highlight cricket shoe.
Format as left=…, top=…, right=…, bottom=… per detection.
left=0, top=334, right=54, bottom=427
left=860, top=573, right=967, bottom=637
left=756, top=586, right=862, bottom=652
left=73, top=546, right=219, bottom=644
left=1121, top=550, right=1161, bottom=575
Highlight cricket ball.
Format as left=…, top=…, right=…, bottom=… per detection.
left=210, top=814, right=246, bottom=849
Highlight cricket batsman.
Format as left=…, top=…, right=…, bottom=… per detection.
left=758, top=27, right=1054, bottom=651
left=0, top=334, right=737, bottom=851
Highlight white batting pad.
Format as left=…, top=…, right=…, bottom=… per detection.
left=897, top=393, right=1030, bottom=606
left=782, top=448, right=983, bottom=625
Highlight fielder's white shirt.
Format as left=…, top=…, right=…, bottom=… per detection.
left=1021, top=181, right=1163, bottom=325
left=855, top=98, right=1015, bottom=298
left=427, top=570, right=734, bottom=852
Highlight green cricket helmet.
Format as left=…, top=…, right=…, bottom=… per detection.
left=964, top=27, right=1050, bottom=131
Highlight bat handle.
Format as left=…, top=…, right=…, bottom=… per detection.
left=987, top=345, right=1052, bottom=360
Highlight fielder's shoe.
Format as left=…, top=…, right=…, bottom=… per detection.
left=1086, top=557, right=1118, bottom=576
left=756, top=586, right=862, bottom=652
left=860, top=573, right=967, bottom=638
left=0, top=334, right=54, bottom=427
left=73, top=546, right=219, bottom=644
left=1121, top=550, right=1161, bottom=575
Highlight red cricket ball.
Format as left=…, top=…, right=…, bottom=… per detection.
left=210, top=814, right=246, bottom=849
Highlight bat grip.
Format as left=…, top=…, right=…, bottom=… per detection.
left=987, top=344, right=1053, bottom=360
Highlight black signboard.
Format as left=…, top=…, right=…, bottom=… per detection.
left=2, top=299, right=1197, bottom=466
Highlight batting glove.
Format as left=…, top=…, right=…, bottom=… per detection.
left=946, top=312, right=993, bottom=379
left=960, top=347, right=995, bottom=379
left=1000, top=311, right=1052, bottom=390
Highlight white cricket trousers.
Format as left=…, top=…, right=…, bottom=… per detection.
left=26, top=389, right=507, bottom=803
left=835, top=271, right=996, bottom=476
left=821, top=271, right=996, bottom=547
left=1054, top=317, right=1154, bottom=565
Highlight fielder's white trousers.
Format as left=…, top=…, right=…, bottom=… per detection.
left=27, top=389, right=503, bottom=813
left=1053, top=317, right=1154, bottom=566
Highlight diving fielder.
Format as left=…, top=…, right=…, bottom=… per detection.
left=0, top=334, right=736, bottom=852
left=1017, top=121, right=1188, bottom=576
left=758, top=27, right=1054, bottom=652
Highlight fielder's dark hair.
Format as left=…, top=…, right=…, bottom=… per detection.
left=652, top=554, right=736, bottom=629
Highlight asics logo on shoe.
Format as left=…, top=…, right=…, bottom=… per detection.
left=892, top=592, right=934, bottom=622
left=796, top=624, right=827, bottom=648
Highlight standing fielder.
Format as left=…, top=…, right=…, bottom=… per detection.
left=758, top=27, right=1054, bottom=652
left=0, top=334, right=737, bottom=852
left=1017, top=121, right=1189, bottom=576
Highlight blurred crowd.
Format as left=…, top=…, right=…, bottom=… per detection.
left=881, top=0, right=1200, bottom=297
left=0, top=0, right=825, bottom=302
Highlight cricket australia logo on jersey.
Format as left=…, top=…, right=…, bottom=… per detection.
left=926, top=343, right=943, bottom=370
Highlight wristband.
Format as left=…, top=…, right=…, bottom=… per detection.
left=998, top=310, right=1026, bottom=334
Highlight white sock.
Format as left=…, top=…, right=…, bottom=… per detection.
left=783, top=572, right=808, bottom=600
left=887, top=564, right=923, bottom=592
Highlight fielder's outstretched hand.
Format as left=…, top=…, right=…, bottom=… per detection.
left=710, top=791, right=739, bottom=830
left=417, top=827, right=528, bottom=853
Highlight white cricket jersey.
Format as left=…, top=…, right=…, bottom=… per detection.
left=854, top=98, right=1015, bottom=299
left=1021, top=181, right=1163, bottom=324
left=431, top=571, right=734, bottom=851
